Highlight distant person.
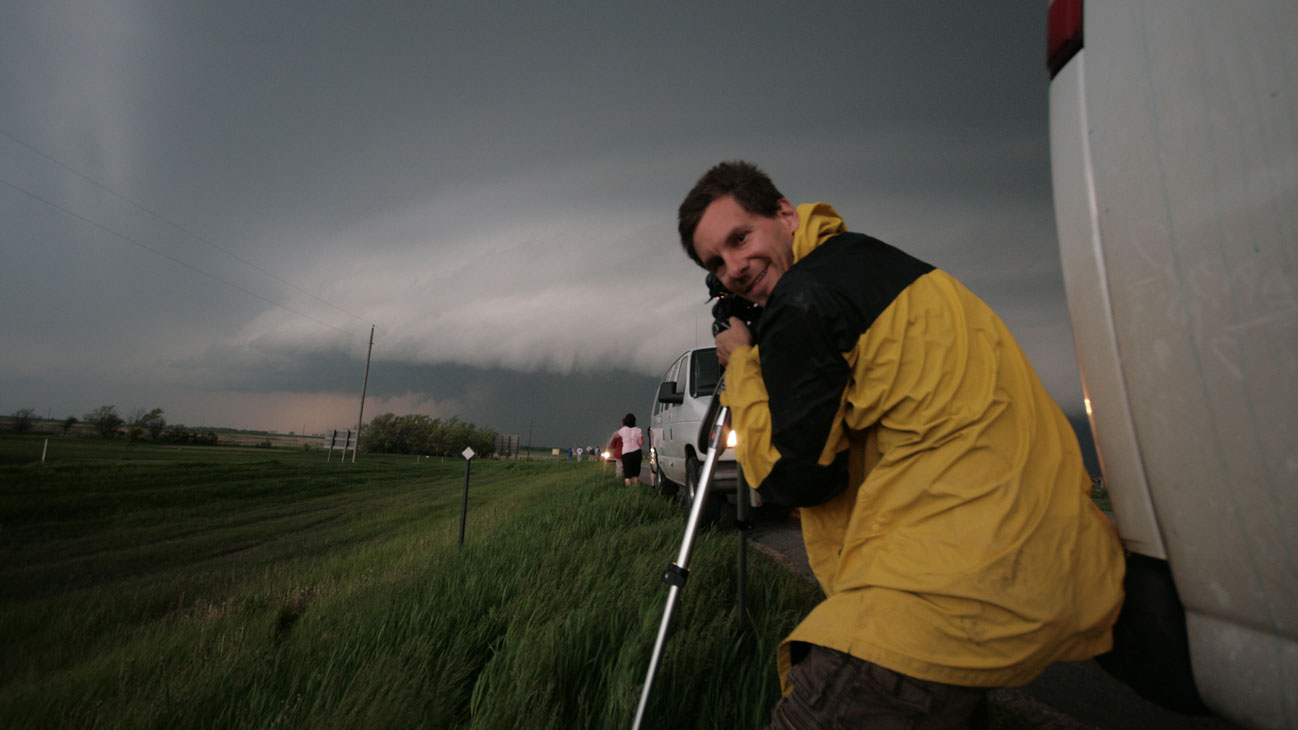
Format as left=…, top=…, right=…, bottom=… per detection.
left=676, top=160, right=1124, bottom=729
left=607, top=432, right=624, bottom=478
left=616, top=413, right=643, bottom=486
left=576, top=446, right=583, bottom=461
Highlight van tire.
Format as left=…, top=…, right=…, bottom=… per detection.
left=654, top=464, right=677, bottom=497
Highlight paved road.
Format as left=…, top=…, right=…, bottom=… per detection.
left=728, top=505, right=1242, bottom=730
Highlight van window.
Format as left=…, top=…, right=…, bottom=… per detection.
left=690, top=348, right=722, bottom=398
left=657, top=355, right=686, bottom=415
left=655, top=358, right=678, bottom=416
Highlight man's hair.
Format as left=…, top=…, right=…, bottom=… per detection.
left=677, top=160, right=785, bottom=267
left=623, top=413, right=636, bottom=428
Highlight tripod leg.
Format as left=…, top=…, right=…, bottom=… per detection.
left=632, top=403, right=730, bottom=730
left=736, top=463, right=749, bottom=635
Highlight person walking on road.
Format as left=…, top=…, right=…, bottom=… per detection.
left=616, top=413, right=643, bottom=486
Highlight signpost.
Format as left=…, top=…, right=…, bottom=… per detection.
left=459, top=446, right=475, bottom=552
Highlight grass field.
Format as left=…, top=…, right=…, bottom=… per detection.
left=0, top=436, right=826, bottom=729
left=0, top=436, right=1043, bottom=729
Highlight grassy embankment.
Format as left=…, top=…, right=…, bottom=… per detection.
left=0, top=437, right=821, bottom=729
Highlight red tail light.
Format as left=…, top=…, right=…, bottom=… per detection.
left=1047, top=0, right=1084, bottom=78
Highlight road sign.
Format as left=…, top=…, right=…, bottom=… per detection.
left=459, top=447, right=475, bottom=550
left=494, top=433, right=520, bottom=457
left=324, top=428, right=359, bottom=462
left=323, top=429, right=358, bottom=449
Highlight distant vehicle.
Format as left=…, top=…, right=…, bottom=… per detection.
left=1048, top=2, right=1296, bottom=728
left=648, top=346, right=739, bottom=523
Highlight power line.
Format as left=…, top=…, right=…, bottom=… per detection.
left=2, top=177, right=355, bottom=337
left=0, top=126, right=367, bottom=325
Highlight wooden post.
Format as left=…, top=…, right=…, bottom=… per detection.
left=352, top=325, right=374, bottom=463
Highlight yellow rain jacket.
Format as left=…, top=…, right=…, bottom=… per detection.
left=722, top=203, right=1124, bottom=692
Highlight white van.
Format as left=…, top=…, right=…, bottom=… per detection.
left=648, top=346, right=738, bottom=523
left=1048, top=2, right=1297, bottom=728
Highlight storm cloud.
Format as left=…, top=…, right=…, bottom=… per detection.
left=1, top=1, right=1081, bottom=447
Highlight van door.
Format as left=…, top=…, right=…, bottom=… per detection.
left=653, top=354, right=687, bottom=483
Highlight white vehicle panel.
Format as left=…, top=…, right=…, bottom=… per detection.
left=1050, top=51, right=1167, bottom=559
left=1052, top=3, right=1298, bottom=727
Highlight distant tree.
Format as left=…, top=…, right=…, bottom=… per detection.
left=423, top=416, right=451, bottom=456
left=61, top=416, right=78, bottom=434
left=140, top=408, right=166, bottom=440
left=361, top=413, right=401, bottom=454
left=471, top=424, right=498, bottom=458
left=164, top=424, right=191, bottom=443
left=85, top=405, right=124, bottom=439
left=361, top=412, right=497, bottom=457
left=11, top=408, right=37, bottom=434
left=122, top=408, right=146, bottom=443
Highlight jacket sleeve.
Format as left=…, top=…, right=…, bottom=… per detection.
left=722, top=275, right=852, bottom=507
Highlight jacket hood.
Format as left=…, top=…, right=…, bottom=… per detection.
left=792, top=202, right=847, bottom=262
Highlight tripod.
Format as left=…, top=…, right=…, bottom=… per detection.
left=631, top=389, right=750, bottom=730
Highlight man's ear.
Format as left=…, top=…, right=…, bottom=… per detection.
left=776, top=198, right=800, bottom=233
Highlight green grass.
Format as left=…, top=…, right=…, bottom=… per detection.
left=1, top=436, right=1043, bottom=729
left=0, top=438, right=821, bottom=729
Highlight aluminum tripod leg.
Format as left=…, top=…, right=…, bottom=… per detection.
left=735, top=462, right=749, bottom=634
left=631, top=403, right=730, bottom=730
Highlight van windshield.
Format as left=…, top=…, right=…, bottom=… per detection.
left=691, top=348, right=722, bottom=398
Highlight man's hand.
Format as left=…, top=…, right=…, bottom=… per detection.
left=715, top=316, right=752, bottom=366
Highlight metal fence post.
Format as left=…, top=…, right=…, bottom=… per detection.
left=459, top=447, right=475, bottom=551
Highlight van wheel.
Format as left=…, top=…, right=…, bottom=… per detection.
left=654, top=464, right=677, bottom=497
left=685, top=453, right=721, bottom=526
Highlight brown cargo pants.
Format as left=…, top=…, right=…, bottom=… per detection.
left=761, top=644, right=989, bottom=730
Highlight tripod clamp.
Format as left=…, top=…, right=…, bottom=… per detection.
left=661, top=563, right=689, bottom=588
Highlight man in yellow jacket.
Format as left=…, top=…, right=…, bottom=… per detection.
left=678, top=161, right=1125, bottom=729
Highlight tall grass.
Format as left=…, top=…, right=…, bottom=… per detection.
left=1, top=443, right=821, bottom=729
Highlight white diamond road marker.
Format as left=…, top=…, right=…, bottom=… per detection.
left=462, top=447, right=475, bottom=460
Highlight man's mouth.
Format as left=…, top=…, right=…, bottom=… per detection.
left=746, top=267, right=767, bottom=296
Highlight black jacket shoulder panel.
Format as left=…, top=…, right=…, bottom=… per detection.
left=783, top=233, right=936, bottom=337
left=752, top=233, right=935, bottom=505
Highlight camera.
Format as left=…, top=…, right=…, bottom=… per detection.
left=706, top=272, right=763, bottom=337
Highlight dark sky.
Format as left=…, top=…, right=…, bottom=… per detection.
left=0, top=1, right=1083, bottom=448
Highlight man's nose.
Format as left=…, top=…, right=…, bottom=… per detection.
left=724, top=253, right=748, bottom=285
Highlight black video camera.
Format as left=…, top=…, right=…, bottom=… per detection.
left=706, top=272, right=763, bottom=337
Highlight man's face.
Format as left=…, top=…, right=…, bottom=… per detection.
left=692, top=195, right=800, bottom=306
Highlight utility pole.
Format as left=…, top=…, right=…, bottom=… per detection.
left=353, top=324, right=375, bottom=463
left=526, top=421, right=533, bottom=461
